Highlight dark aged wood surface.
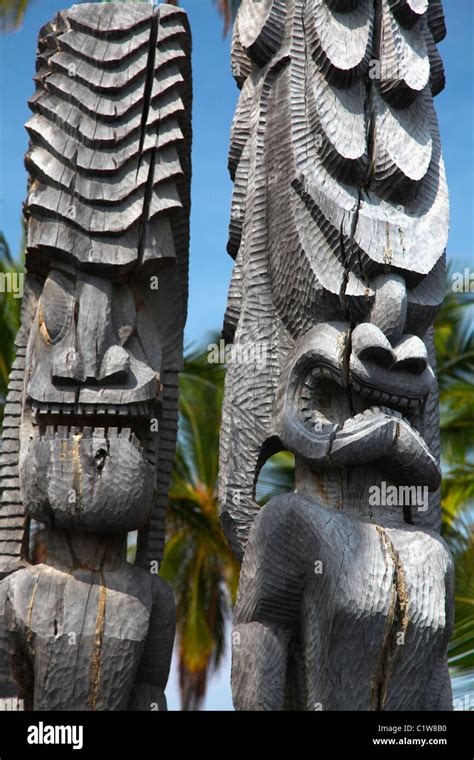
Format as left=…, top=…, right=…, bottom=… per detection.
left=0, top=3, right=191, bottom=710
left=219, top=0, right=454, bottom=711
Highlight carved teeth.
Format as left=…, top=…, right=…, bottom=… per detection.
left=32, top=401, right=154, bottom=419
left=351, top=380, right=422, bottom=410
left=371, top=406, right=403, bottom=419
left=310, top=365, right=341, bottom=383
left=37, top=424, right=150, bottom=441
left=302, top=368, right=424, bottom=423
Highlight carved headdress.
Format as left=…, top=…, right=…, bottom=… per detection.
left=219, top=0, right=448, bottom=559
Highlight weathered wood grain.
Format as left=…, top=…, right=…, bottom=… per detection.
left=0, top=3, right=192, bottom=712
left=220, top=0, right=453, bottom=711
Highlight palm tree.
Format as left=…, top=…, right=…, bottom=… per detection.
left=0, top=0, right=28, bottom=32
left=444, top=511, right=474, bottom=683
left=159, top=341, right=240, bottom=710
left=159, top=332, right=296, bottom=710
left=436, top=280, right=474, bottom=461
left=0, top=233, right=23, bottom=426
left=212, top=0, right=240, bottom=36
left=435, top=275, right=474, bottom=688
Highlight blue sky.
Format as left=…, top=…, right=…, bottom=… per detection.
left=0, top=0, right=472, bottom=710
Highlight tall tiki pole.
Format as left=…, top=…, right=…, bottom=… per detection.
left=0, top=3, right=191, bottom=711
left=219, top=0, right=453, bottom=711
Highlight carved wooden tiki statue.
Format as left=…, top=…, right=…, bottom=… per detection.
left=0, top=3, right=191, bottom=710
left=219, top=0, right=453, bottom=710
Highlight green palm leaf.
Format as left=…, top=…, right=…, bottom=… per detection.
left=0, top=234, right=23, bottom=424
left=0, top=0, right=28, bottom=32
left=162, top=341, right=239, bottom=710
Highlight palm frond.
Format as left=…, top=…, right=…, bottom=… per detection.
left=256, top=451, right=295, bottom=503
left=212, top=0, right=241, bottom=36
left=162, top=343, right=239, bottom=709
left=445, top=513, right=474, bottom=675
left=0, top=238, right=23, bottom=422
left=0, top=0, right=28, bottom=32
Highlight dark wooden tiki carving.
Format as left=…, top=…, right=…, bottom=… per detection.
left=219, top=0, right=453, bottom=710
left=0, top=3, right=191, bottom=710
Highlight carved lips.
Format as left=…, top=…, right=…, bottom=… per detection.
left=278, top=322, right=441, bottom=490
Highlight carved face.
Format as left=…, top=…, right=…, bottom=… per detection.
left=273, top=239, right=446, bottom=493
left=19, top=258, right=178, bottom=533
left=0, top=2, right=190, bottom=576
left=233, top=0, right=447, bottom=493
left=219, top=0, right=448, bottom=557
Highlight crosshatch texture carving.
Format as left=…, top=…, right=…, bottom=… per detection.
left=0, top=2, right=191, bottom=711
left=219, top=0, right=453, bottom=711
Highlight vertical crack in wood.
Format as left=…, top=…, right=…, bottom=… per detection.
left=371, top=525, right=410, bottom=710
left=363, top=0, right=382, bottom=190
left=26, top=574, right=40, bottom=644
left=89, top=575, right=107, bottom=711
left=0, top=2, right=191, bottom=710
left=70, top=432, right=83, bottom=515
left=137, top=9, right=160, bottom=173
left=138, top=10, right=160, bottom=262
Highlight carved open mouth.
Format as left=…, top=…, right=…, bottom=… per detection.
left=29, top=400, right=159, bottom=464
left=299, top=362, right=425, bottom=435
left=31, top=400, right=157, bottom=425
left=21, top=405, right=159, bottom=528
left=289, top=323, right=434, bottom=439
left=281, top=325, right=441, bottom=490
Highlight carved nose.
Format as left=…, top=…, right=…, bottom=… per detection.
left=392, top=335, right=428, bottom=375
left=352, top=323, right=394, bottom=368
left=352, top=324, right=428, bottom=375
left=369, top=273, right=407, bottom=345
left=99, top=345, right=130, bottom=382
left=52, top=277, right=129, bottom=384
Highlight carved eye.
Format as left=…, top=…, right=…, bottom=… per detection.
left=39, top=270, right=75, bottom=344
